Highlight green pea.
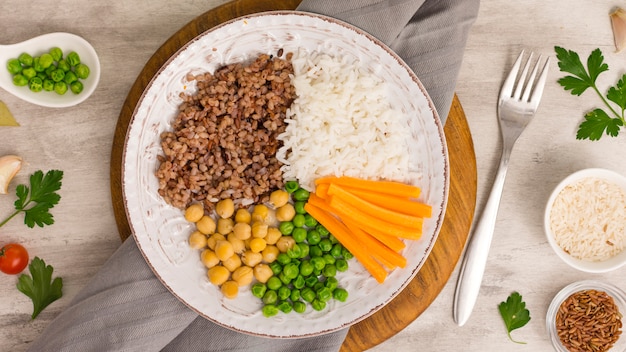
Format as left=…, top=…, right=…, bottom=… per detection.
left=277, top=286, right=291, bottom=301
left=309, top=245, right=323, bottom=258
left=12, top=74, right=28, bottom=86
left=336, top=258, right=349, bottom=272
left=64, top=71, right=77, bottom=84
left=67, top=51, right=81, bottom=66
left=330, top=243, right=343, bottom=257
left=268, top=261, right=282, bottom=275
left=328, top=234, right=339, bottom=244
left=304, top=214, right=318, bottom=227
left=49, top=47, right=63, bottom=62
left=262, top=304, right=279, bottom=317
left=283, top=263, right=299, bottom=279
left=39, top=53, right=54, bottom=69
left=54, top=82, right=68, bottom=95
left=292, top=214, right=306, bottom=228
left=294, top=201, right=306, bottom=214
left=278, top=271, right=291, bottom=285
left=341, top=247, right=354, bottom=260
left=325, top=277, right=339, bottom=291
left=18, top=52, right=33, bottom=67
left=251, top=282, right=267, bottom=298
left=299, top=260, right=314, bottom=277
left=311, top=299, right=326, bottom=311
left=287, top=245, right=302, bottom=259
left=45, top=65, right=56, bottom=76
left=276, top=253, right=291, bottom=265
left=317, top=287, right=333, bottom=302
left=292, top=227, right=307, bottom=243
left=322, top=264, right=337, bottom=277
left=306, top=229, right=321, bottom=245
left=316, top=224, right=330, bottom=236
left=262, top=290, right=278, bottom=305
left=70, top=81, right=83, bottom=94
left=297, top=243, right=309, bottom=258
left=293, top=300, right=306, bottom=313
left=36, top=72, right=47, bottom=81
left=75, top=63, right=90, bottom=79
left=290, top=289, right=301, bottom=302
left=285, top=180, right=299, bottom=193
left=32, top=57, right=44, bottom=72
left=333, top=288, right=349, bottom=302
left=301, top=288, right=315, bottom=302
left=313, top=282, right=325, bottom=292
left=277, top=300, right=292, bottom=314
left=311, top=257, right=326, bottom=271
left=279, top=221, right=294, bottom=235
left=292, top=188, right=310, bottom=201
left=28, top=77, right=43, bottom=92
left=322, top=254, right=336, bottom=265
left=22, top=67, right=36, bottom=80
left=50, top=69, right=65, bottom=82
left=319, top=239, right=333, bottom=252
left=43, top=79, right=55, bottom=92
left=293, top=275, right=305, bottom=290
left=304, top=276, right=318, bottom=288
left=57, top=59, right=70, bottom=72
left=266, top=276, right=282, bottom=291
left=6, top=58, right=22, bottom=75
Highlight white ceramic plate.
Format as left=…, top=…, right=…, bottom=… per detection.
left=122, top=11, right=449, bottom=338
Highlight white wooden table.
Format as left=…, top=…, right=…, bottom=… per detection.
left=1, top=1, right=625, bottom=351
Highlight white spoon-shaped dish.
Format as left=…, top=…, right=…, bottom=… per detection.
left=0, top=32, right=100, bottom=108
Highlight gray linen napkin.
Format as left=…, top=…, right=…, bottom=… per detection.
left=27, top=1, right=479, bottom=351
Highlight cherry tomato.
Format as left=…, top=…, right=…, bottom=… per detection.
left=0, top=243, right=29, bottom=275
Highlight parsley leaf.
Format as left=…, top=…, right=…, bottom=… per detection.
left=0, top=170, right=63, bottom=228
left=17, top=257, right=63, bottom=319
left=498, top=291, right=531, bottom=344
left=555, top=46, right=626, bottom=140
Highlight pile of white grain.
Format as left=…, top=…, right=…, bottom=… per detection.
left=549, top=177, right=626, bottom=261
left=276, top=50, right=411, bottom=191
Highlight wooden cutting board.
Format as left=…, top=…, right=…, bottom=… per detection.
left=109, top=0, right=477, bottom=350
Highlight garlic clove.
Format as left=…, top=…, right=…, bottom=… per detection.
left=611, top=7, right=626, bottom=53
left=0, top=155, right=23, bottom=194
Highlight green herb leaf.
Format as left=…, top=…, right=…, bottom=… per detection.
left=498, top=291, right=530, bottom=344
left=555, top=46, right=608, bottom=95
left=17, top=257, right=63, bottom=319
left=607, top=74, right=626, bottom=111
left=8, top=170, right=63, bottom=228
left=577, top=109, right=624, bottom=140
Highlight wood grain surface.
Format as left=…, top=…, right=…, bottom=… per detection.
left=109, top=0, right=477, bottom=350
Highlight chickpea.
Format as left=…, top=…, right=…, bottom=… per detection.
left=200, top=249, right=219, bottom=268
left=264, top=227, right=282, bottom=245
left=215, top=240, right=235, bottom=261
left=207, top=265, right=230, bottom=285
left=206, top=233, right=226, bottom=250
left=253, top=263, right=273, bottom=283
left=220, top=280, right=239, bottom=299
left=241, top=250, right=263, bottom=267
left=261, top=245, right=279, bottom=263
left=196, top=215, right=216, bottom=235
left=276, top=236, right=295, bottom=253
left=249, top=238, right=267, bottom=253
left=251, top=221, right=268, bottom=238
left=217, top=218, right=234, bottom=235
left=231, top=266, right=253, bottom=286
left=222, top=253, right=242, bottom=272
left=188, top=230, right=207, bottom=250
left=252, top=204, right=269, bottom=223
left=232, top=222, right=252, bottom=240
left=235, top=208, right=252, bottom=224
left=275, top=203, right=296, bottom=222
left=269, top=189, right=290, bottom=208
left=215, top=199, right=235, bottom=219
left=184, top=203, right=204, bottom=222
left=227, top=233, right=246, bottom=254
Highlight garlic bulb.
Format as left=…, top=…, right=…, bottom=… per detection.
left=611, top=7, right=626, bottom=52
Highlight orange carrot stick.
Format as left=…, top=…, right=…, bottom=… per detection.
left=315, top=183, right=330, bottom=199
left=337, top=186, right=432, bottom=218
left=304, top=203, right=388, bottom=283
left=327, top=183, right=424, bottom=228
left=308, top=194, right=407, bottom=252
left=341, top=216, right=407, bottom=269
left=315, top=176, right=421, bottom=198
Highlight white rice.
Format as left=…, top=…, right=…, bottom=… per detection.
left=550, top=177, right=626, bottom=261
left=276, top=50, right=412, bottom=191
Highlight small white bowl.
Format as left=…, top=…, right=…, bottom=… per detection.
left=544, top=168, right=626, bottom=273
left=546, top=280, right=626, bottom=352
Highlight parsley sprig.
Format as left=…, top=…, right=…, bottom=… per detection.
left=555, top=46, right=626, bottom=140
left=0, top=170, right=63, bottom=228
left=17, top=257, right=63, bottom=319
left=498, top=292, right=531, bottom=344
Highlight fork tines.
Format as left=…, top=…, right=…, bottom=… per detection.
left=501, top=50, right=550, bottom=105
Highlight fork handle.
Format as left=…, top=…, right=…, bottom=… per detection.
left=453, top=148, right=511, bottom=326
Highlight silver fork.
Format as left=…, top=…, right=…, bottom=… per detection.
left=452, top=51, right=550, bottom=326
